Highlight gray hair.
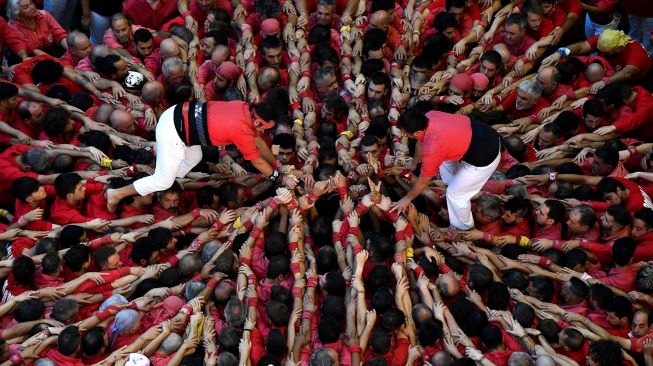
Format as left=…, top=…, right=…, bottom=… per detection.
left=159, top=333, right=182, bottom=354
left=518, top=79, right=542, bottom=99
left=22, top=148, right=50, bottom=173
left=509, top=352, right=534, bottom=366
left=161, top=57, right=185, bottom=78
left=506, top=184, right=529, bottom=199
left=51, top=299, right=79, bottom=323
left=6, top=0, right=22, bottom=20
left=310, top=348, right=337, bottom=366
left=216, top=352, right=238, bottom=366
left=477, top=195, right=502, bottom=221
left=200, top=240, right=221, bottom=264
left=34, top=359, right=57, bottom=366
left=637, top=265, right=653, bottom=293
left=224, top=296, right=246, bottom=327
left=67, top=31, right=87, bottom=51
left=535, top=355, right=556, bottom=366
left=185, top=281, right=206, bottom=301
left=505, top=13, right=527, bottom=31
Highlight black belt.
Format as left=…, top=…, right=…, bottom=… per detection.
left=173, top=102, right=210, bottom=146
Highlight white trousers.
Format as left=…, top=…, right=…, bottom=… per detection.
left=585, top=13, right=621, bottom=39
left=439, top=151, right=501, bottom=230
left=133, top=106, right=203, bottom=196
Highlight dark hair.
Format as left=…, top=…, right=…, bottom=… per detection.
left=133, top=28, right=153, bottom=44
left=42, top=252, right=62, bottom=275
left=486, top=282, right=510, bottom=310
left=397, top=102, right=432, bottom=133
left=131, top=237, right=158, bottom=265
left=12, top=177, right=40, bottom=202
left=417, top=319, right=444, bottom=346
left=612, top=237, right=636, bottom=266
left=529, top=276, right=555, bottom=302
left=15, top=299, right=45, bottom=322
left=544, top=200, right=566, bottom=224
left=588, top=340, right=623, bottom=366
left=32, top=60, right=64, bottom=84
left=54, top=173, right=82, bottom=199
left=434, top=11, right=458, bottom=33
left=606, top=204, right=632, bottom=228
left=317, top=316, right=341, bottom=343
left=635, top=208, right=653, bottom=229
left=64, top=244, right=91, bottom=272
left=480, top=324, right=503, bottom=349
left=267, top=255, right=289, bottom=279
left=93, top=245, right=117, bottom=269
left=69, top=92, right=95, bottom=111
left=60, top=225, right=85, bottom=247
left=58, top=326, right=81, bottom=355
left=46, top=84, right=71, bottom=103
left=589, top=283, right=614, bottom=310
left=513, top=302, right=535, bottom=328
left=0, top=82, right=18, bottom=100
left=82, top=327, right=106, bottom=356
left=166, top=83, right=193, bottom=104
left=43, top=107, right=72, bottom=137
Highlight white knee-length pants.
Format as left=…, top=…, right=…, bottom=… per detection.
left=439, top=150, right=501, bottom=230
left=133, top=106, right=203, bottom=196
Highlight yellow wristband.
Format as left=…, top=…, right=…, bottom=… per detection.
left=405, top=247, right=414, bottom=259
left=341, top=25, right=351, bottom=32
left=233, top=217, right=243, bottom=229
left=294, top=119, right=304, bottom=126
left=0, top=209, right=7, bottom=217
left=519, top=236, right=530, bottom=247
left=101, top=158, right=113, bottom=169
left=340, top=131, right=354, bottom=139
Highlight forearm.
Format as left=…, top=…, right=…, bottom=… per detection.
left=250, top=157, right=274, bottom=176
left=404, top=174, right=431, bottom=201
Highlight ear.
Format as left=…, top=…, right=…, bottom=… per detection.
left=546, top=218, right=555, bottom=226
left=413, top=130, right=425, bottom=139
left=139, top=259, right=147, bottom=266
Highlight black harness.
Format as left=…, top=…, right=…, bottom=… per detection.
left=173, top=101, right=210, bottom=146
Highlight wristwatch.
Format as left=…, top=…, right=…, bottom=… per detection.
left=556, top=47, right=570, bottom=57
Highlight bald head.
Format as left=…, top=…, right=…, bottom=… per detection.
left=159, top=333, right=182, bottom=355
left=537, top=66, right=560, bottom=95
left=211, top=44, right=230, bottom=65
left=258, top=67, right=280, bottom=91
left=431, top=351, right=453, bottom=366
left=160, top=39, right=181, bottom=59
left=94, top=104, right=115, bottom=123
left=535, top=355, right=556, bottom=366
left=492, top=43, right=511, bottom=64
left=370, top=10, right=390, bottom=30
left=508, top=352, right=534, bottom=366
left=141, top=81, right=164, bottom=105
left=436, top=272, right=460, bottom=298
left=90, top=45, right=111, bottom=64
left=586, top=62, right=607, bottom=83
left=109, top=109, right=135, bottom=133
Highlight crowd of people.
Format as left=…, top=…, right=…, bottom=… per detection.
left=0, top=0, right=652, bottom=365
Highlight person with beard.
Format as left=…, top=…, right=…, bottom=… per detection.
left=204, top=61, right=242, bottom=101
left=493, top=79, right=551, bottom=135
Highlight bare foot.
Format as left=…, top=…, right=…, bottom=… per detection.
left=106, top=188, right=120, bottom=213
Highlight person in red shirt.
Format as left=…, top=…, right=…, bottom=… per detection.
left=393, top=104, right=501, bottom=230
left=59, top=31, right=93, bottom=71
left=44, top=326, right=85, bottom=366
left=496, top=78, right=551, bottom=128
left=543, top=29, right=652, bottom=95
left=123, top=0, right=179, bottom=30
left=5, top=0, right=68, bottom=59
left=591, top=83, right=653, bottom=140
left=484, top=13, right=536, bottom=58
left=203, top=61, right=243, bottom=102
left=106, top=100, right=297, bottom=211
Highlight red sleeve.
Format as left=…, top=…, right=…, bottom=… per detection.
left=11, top=60, right=35, bottom=85
left=4, top=26, right=25, bottom=54
left=587, top=36, right=600, bottom=51
left=250, top=328, right=266, bottom=365
left=144, top=52, right=160, bottom=75
left=584, top=242, right=613, bottom=265
left=500, top=92, right=517, bottom=111
left=387, top=338, right=410, bottom=366
left=595, top=0, right=618, bottom=12
left=84, top=182, right=105, bottom=195
left=45, top=12, right=67, bottom=43
left=420, top=142, right=444, bottom=178
left=583, top=200, right=610, bottom=213
left=613, top=104, right=653, bottom=132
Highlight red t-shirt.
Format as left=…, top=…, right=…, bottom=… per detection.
left=0, top=144, right=39, bottom=204
left=204, top=101, right=261, bottom=161
left=587, top=36, right=653, bottom=80
left=500, top=91, right=551, bottom=121
left=6, top=10, right=67, bottom=55
left=123, top=0, right=179, bottom=30
left=419, top=111, right=472, bottom=177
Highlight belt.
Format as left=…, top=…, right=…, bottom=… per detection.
left=173, top=101, right=210, bottom=146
